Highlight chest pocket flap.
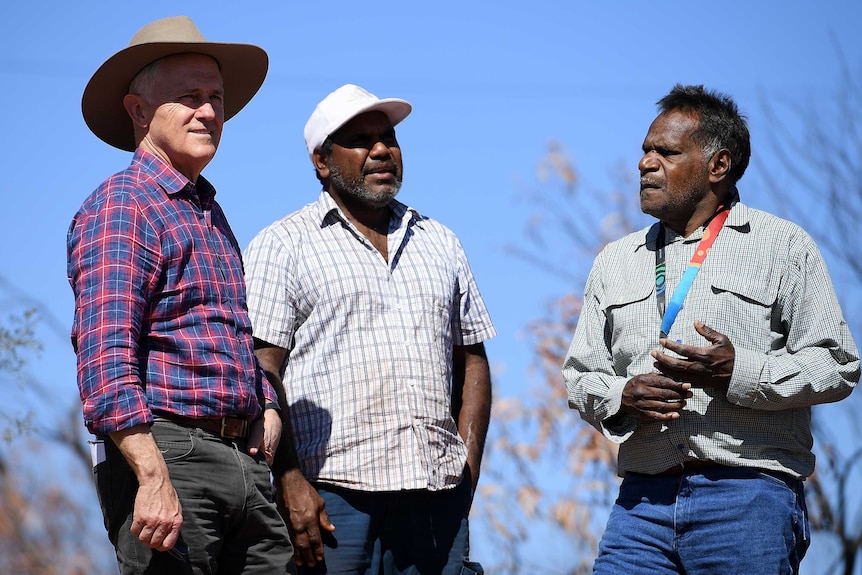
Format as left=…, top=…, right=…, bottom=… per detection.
left=601, top=282, right=654, bottom=314
left=709, top=272, right=778, bottom=307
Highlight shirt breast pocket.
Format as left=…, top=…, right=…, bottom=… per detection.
left=708, top=273, right=779, bottom=348
left=602, top=283, right=655, bottom=369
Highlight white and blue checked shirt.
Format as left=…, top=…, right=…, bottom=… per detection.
left=244, top=191, right=496, bottom=491
left=564, top=199, right=859, bottom=479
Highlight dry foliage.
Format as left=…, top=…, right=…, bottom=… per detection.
left=476, top=145, right=644, bottom=575
left=0, top=306, right=113, bottom=575
left=758, top=52, right=862, bottom=575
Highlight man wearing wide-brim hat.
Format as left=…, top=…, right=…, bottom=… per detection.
left=67, top=16, right=295, bottom=574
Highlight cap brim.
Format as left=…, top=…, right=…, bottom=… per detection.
left=82, top=41, right=268, bottom=151
left=330, top=98, right=412, bottom=140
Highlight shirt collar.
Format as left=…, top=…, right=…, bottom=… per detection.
left=132, top=148, right=216, bottom=200
left=314, top=190, right=421, bottom=229
left=636, top=189, right=750, bottom=253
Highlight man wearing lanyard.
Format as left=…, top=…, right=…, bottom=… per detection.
left=563, top=84, right=858, bottom=574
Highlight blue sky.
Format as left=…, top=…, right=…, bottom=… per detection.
left=1, top=1, right=861, bottom=573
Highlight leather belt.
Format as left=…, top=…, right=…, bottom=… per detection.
left=154, top=413, right=249, bottom=440
left=653, top=460, right=722, bottom=476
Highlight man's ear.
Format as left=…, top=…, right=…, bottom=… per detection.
left=123, top=93, right=150, bottom=129
left=312, top=148, right=330, bottom=180
left=709, top=149, right=732, bottom=184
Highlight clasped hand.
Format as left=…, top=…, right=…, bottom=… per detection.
left=620, top=320, right=735, bottom=421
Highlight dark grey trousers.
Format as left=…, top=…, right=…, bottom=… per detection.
left=95, top=419, right=296, bottom=575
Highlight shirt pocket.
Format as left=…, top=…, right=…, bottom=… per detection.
left=601, top=282, right=655, bottom=371
left=708, top=273, right=779, bottom=349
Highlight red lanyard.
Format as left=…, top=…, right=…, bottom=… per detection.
left=655, top=204, right=731, bottom=338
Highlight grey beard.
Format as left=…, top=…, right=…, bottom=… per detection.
left=330, top=164, right=401, bottom=208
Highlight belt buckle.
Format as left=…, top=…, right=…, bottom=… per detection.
left=219, top=417, right=248, bottom=439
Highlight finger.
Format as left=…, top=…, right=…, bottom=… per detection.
left=634, top=406, right=685, bottom=421
left=654, top=354, right=704, bottom=376
left=247, top=418, right=264, bottom=456
left=307, top=526, right=325, bottom=563
left=694, top=320, right=726, bottom=345
left=657, top=337, right=687, bottom=356
left=134, top=524, right=153, bottom=546
left=137, top=523, right=165, bottom=550
left=655, top=353, right=713, bottom=377
left=652, top=350, right=690, bottom=370
left=263, top=430, right=279, bottom=467
left=293, top=531, right=317, bottom=566
left=265, top=432, right=280, bottom=465
left=319, top=508, right=336, bottom=532
left=160, top=527, right=181, bottom=552
left=643, top=397, right=688, bottom=411
left=131, top=517, right=144, bottom=538
left=636, top=370, right=692, bottom=392
left=657, top=339, right=707, bottom=364
left=150, top=525, right=176, bottom=551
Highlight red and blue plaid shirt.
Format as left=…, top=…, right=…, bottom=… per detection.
left=68, top=149, right=276, bottom=435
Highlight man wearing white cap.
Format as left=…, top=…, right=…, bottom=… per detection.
left=67, top=16, right=295, bottom=574
left=244, top=84, right=495, bottom=575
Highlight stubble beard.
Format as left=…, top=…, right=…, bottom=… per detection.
left=330, top=163, right=401, bottom=209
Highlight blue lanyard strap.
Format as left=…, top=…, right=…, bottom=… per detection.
left=655, top=204, right=731, bottom=339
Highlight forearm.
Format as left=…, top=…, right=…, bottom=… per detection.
left=110, top=423, right=183, bottom=550
left=452, top=343, right=492, bottom=486
left=254, top=341, right=304, bottom=476
left=110, top=424, right=172, bottom=486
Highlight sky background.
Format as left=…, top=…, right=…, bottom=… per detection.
left=1, top=1, right=861, bottom=573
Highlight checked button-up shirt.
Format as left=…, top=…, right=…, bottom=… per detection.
left=244, top=191, right=496, bottom=492
left=68, top=149, right=276, bottom=436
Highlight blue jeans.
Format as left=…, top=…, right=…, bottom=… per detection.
left=300, top=479, right=473, bottom=575
left=95, top=420, right=296, bottom=575
left=593, top=467, right=810, bottom=575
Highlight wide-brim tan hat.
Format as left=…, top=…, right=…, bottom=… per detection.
left=82, top=16, right=268, bottom=151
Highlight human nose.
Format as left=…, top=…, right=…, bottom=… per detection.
left=369, top=139, right=392, bottom=158
left=638, top=151, right=658, bottom=174
left=196, top=99, right=220, bottom=121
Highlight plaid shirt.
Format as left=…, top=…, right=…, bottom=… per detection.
left=244, top=191, right=496, bottom=492
left=564, top=199, right=859, bottom=479
left=68, top=150, right=276, bottom=435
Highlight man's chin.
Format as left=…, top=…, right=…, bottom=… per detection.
left=367, top=184, right=400, bottom=206
left=365, top=194, right=398, bottom=209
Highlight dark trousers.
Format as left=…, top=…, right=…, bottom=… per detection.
left=95, top=419, right=296, bottom=575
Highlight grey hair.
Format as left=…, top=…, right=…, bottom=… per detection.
left=128, top=58, right=164, bottom=99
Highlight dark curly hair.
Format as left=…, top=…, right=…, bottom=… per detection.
left=657, top=84, right=751, bottom=185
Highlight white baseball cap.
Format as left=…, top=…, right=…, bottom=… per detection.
left=303, top=84, right=412, bottom=158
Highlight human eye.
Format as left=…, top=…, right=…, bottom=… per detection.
left=348, top=133, right=375, bottom=148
